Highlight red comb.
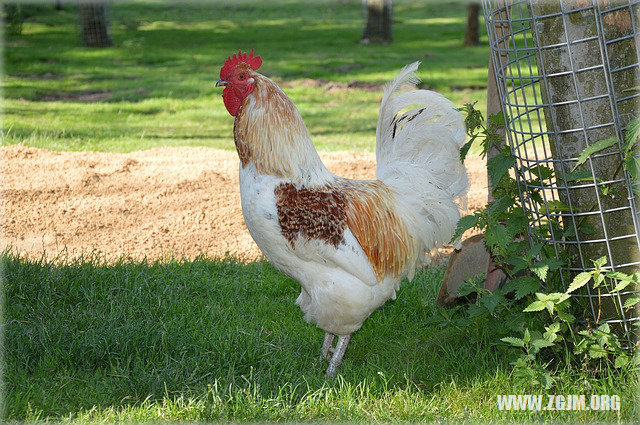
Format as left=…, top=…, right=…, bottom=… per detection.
left=220, top=49, right=262, bottom=80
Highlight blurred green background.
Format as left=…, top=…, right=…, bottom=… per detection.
left=3, top=0, right=488, bottom=152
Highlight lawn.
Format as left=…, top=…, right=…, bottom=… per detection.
left=4, top=253, right=639, bottom=422
left=3, top=0, right=488, bottom=153
left=3, top=0, right=638, bottom=423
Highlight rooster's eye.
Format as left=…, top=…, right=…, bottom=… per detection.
left=238, top=74, right=246, bottom=80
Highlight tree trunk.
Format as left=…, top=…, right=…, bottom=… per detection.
left=361, top=0, right=392, bottom=44
left=464, top=2, right=481, bottom=46
left=78, top=0, right=112, bottom=47
left=485, top=3, right=509, bottom=292
left=529, top=1, right=639, bottom=324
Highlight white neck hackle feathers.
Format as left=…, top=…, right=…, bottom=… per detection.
left=234, top=74, right=332, bottom=186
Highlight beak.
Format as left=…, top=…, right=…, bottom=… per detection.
left=215, top=79, right=228, bottom=87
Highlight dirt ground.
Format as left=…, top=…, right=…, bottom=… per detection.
left=1, top=145, right=487, bottom=263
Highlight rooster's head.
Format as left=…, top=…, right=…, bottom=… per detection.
left=216, top=49, right=263, bottom=116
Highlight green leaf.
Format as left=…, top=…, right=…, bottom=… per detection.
left=488, top=110, right=507, bottom=127
left=572, top=137, right=619, bottom=171
left=505, top=210, right=528, bottom=236
left=593, top=256, right=608, bottom=268
left=457, top=278, right=482, bottom=297
left=541, top=372, right=555, bottom=390
left=527, top=165, right=554, bottom=181
left=574, top=338, right=589, bottom=354
left=606, top=271, right=632, bottom=280
left=525, top=243, right=544, bottom=261
left=614, top=355, right=630, bottom=369
left=588, top=344, right=608, bottom=359
left=488, top=151, right=516, bottom=189
left=524, top=300, right=546, bottom=312
left=531, top=338, right=554, bottom=350
left=504, top=256, right=529, bottom=274
left=530, top=190, right=543, bottom=205
left=625, top=154, right=640, bottom=181
left=459, top=136, right=475, bottom=163
left=545, top=322, right=561, bottom=334
left=563, top=169, right=592, bottom=182
left=457, top=278, right=483, bottom=297
left=483, top=130, right=504, bottom=154
left=607, top=272, right=633, bottom=293
left=624, top=118, right=640, bottom=152
left=623, top=296, right=640, bottom=309
left=531, top=292, right=569, bottom=314
left=543, top=324, right=561, bottom=343
left=581, top=222, right=596, bottom=236
left=461, top=102, right=483, bottom=133
left=486, top=196, right=514, bottom=222
left=503, top=276, right=540, bottom=300
left=557, top=309, right=576, bottom=323
left=539, top=200, right=571, bottom=214
left=530, top=258, right=563, bottom=283
left=545, top=292, right=571, bottom=304
left=450, top=215, right=478, bottom=243
left=531, top=263, right=549, bottom=282
left=566, top=272, right=592, bottom=294
left=592, top=272, right=605, bottom=288
left=501, top=336, right=525, bottom=348
left=485, top=224, right=509, bottom=250
left=480, top=292, right=503, bottom=314
left=610, top=280, right=631, bottom=293
left=467, top=303, right=486, bottom=318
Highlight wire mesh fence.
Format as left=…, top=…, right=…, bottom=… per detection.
left=482, top=0, right=640, bottom=342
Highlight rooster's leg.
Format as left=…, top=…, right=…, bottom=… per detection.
left=322, top=332, right=335, bottom=360
left=325, top=334, right=351, bottom=378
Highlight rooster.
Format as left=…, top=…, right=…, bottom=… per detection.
left=215, top=50, right=468, bottom=377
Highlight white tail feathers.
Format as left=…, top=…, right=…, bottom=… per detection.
left=375, top=62, right=469, bottom=277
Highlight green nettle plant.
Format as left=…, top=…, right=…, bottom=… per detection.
left=450, top=103, right=640, bottom=389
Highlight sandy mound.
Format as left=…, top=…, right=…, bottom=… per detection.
left=1, top=145, right=487, bottom=263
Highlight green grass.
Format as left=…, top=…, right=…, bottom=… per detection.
left=3, top=0, right=489, bottom=153
left=4, top=252, right=638, bottom=422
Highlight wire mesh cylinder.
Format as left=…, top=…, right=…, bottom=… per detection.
left=78, top=0, right=113, bottom=48
left=482, top=0, right=640, bottom=340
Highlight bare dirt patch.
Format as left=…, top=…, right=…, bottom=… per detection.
left=281, top=79, right=384, bottom=92
left=37, top=89, right=112, bottom=102
left=13, top=72, right=61, bottom=80
left=1, top=146, right=487, bottom=263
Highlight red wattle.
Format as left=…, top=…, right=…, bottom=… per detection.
left=222, top=86, right=242, bottom=116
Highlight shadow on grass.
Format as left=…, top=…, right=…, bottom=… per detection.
left=3, top=251, right=510, bottom=420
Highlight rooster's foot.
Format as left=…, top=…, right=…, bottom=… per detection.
left=322, top=332, right=335, bottom=360
left=325, top=334, right=351, bottom=378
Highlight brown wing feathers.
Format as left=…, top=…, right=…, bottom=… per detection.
left=274, top=180, right=413, bottom=280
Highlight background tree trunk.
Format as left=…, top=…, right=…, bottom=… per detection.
left=361, top=0, right=392, bottom=44
left=78, top=0, right=112, bottom=47
left=486, top=2, right=510, bottom=195
left=485, top=3, right=509, bottom=292
left=464, top=2, right=480, bottom=46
